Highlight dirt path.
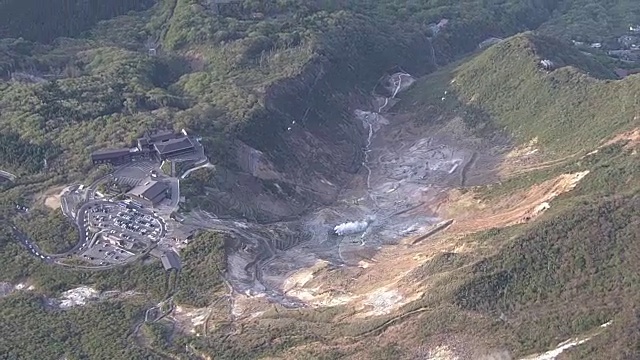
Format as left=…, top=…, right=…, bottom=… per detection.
left=603, top=127, right=640, bottom=149
left=39, top=185, right=66, bottom=210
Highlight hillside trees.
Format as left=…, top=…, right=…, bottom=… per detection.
left=174, top=231, right=227, bottom=307
left=0, top=132, right=59, bottom=174
left=0, top=0, right=155, bottom=42
left=0, top=292, right=157, bottom=359
left=15, top=209, right=79, bottom=254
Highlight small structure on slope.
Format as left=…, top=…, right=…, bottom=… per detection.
left=160, top=251, right=181, bottom=271
left=539, top=59, right=556, bottom=71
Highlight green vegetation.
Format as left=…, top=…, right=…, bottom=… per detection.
left=0, top=228, right=169, bottom=297
left=402, top=33, right=638, bottom=157
left=453, top=33, right=637, bottom=154
left=174, top=159, right=195, bottom=177
left=382, top=33, right=640, bottom=358
left=174, top=231, right=227, bottom=307
left=0, top=292, right=158, bottom=359
left=0, top=132, right=59, bottom=175
left=15, top=208, right=79, bottom=254
left=160, top=160, right=172, bottom=176
left=99, top=179, right=134, bottom=195
left=179, top=167, right=218, bottom=211
left=141, top=322, right=173, bottom=351
left=2, top=0, right=640, bottom=359
left=539, top=0, right=640, bottom=42
left=0, top=0, right=575, bottom=178
left=0, top=0, right=155, bottom=43
left=447, top=146, right=640, bottom=357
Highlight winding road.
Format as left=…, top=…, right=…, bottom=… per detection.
left=9, top=224, right=55, bottom=263
left=8, top=200, right=100, bottom=263
left=9, top=198, right=167, bottom=268
left=0, top=170, right=16, bottom=182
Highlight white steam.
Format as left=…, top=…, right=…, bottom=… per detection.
left=334, top=220, right=370, bottom=236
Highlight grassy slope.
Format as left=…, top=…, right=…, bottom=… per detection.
left=384, top=33, right=640, bottom=358
left=452, top=33, right=636, bottom=156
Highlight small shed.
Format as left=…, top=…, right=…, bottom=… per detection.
left=160, top=251, right=181, bottom=271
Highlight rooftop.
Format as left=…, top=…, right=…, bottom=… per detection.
left=160, top=251, right=181, bottom=270
left=148, top=130, right=175, bottom=143
left=153, top=137, right=195, bottom=155
left=90, top=148, right=131, bottom=160
left=127, top=181, right=168, bottom=201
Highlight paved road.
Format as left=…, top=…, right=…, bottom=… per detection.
left=0, top=170, right=16, bottom=182
left=9, top=199, right=137, bottom=266
left=10, top=190, right=168, bottom=268
left=60, top=189, right=76, bottom=219
left=7, top=200, right=101, bottom=262
left=180, top=162, right=214, bottom=179
left=10, top=171, right=191, bottom=271
left=9, top=224, right=54, bottom=263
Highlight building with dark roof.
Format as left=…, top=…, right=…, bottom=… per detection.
left=90, top=148, right=132, bottom=165
left=160, top=251, right=181, bottom=271
left=136, top=130, right=175, bottom=152
left=153, top=137, right=195, bottom=159
left=127, top=180, right=169, bottom=206
left=149, top=130, right=175, bottom=143
left=135, top=130, right=196, bottom=160
left=137, top=137, right=150, bottom=152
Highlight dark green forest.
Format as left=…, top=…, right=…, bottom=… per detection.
left=173, top=231, right=227, bottom=307
left=0, top=0, right=575, bottom=177
left=0, top=0, right=156, bottom=43
left=0, top=292, right=160, bottom=360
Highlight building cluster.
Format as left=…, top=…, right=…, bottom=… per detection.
left=608, top=49, right=640, bottom=62
left=127, top=180, right=170, bottom=207
left=539, top=59, right=556, bottom=71
left=90, top=130, right=196, bottom=166
left=427, top=18, right=449, bottom=36
left=571, top=26, right=640, bottom=64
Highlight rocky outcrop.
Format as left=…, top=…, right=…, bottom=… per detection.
left=200, top=33, right=437, bottom=222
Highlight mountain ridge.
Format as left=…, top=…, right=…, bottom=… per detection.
left=1, top=2, right=640, bottom=359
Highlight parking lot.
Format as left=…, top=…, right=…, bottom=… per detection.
left=79, top=200, right=167, bottom=264
left=81, top=241, right=136, bottom=265
left=88, top=202, right=165, bottom=239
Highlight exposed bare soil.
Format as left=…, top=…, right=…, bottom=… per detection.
left=603, top=127, right=640, bottom=149
left=437, top=171, right=589, bottom=233
left=174, top=75, right=640, bottom=359
left=39, top=185, right=66, bottom=210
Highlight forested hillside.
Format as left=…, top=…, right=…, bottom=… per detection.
left=0, top=0, right=634, bottom=179
left=540, top=0, right=640, bottom=41
left=0, top=0, right=572, bottom=178
left=0, top=0, right=155, bottom=42
left=452, top=33, right=635, bottom=152
left=386, top=33, right=640, bottom=359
